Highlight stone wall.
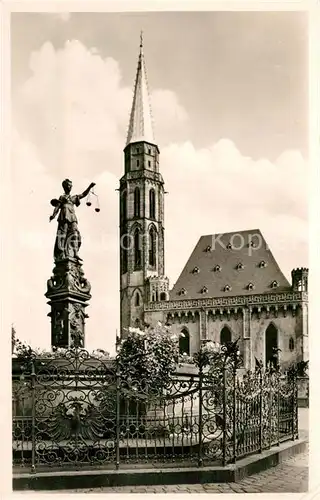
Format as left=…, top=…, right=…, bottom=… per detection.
left=297, top=377, right=309, bottom=408
left=250, top=309, right=303, bottom=370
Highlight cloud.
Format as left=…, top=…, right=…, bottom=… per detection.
left=12, top=39, right=308, bottom=354
left=161, top=141, right=308, bottom=286
left=15, top=40, right=189, bottom=179
left=152, top=89, right=189, bottom=143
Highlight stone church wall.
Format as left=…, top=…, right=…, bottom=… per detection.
left=207, top=316, right=243, bottom=344
left=250, top=309, right=302, bottom=370
left=170, top=318, right=201, bottom=355
left=120, top=292, right=130, bottom=332
left=144, top=310, right=201, bottom=354
left=144, top=303, right=306, bottom=371
left=144, top=309, right=165, bottom=327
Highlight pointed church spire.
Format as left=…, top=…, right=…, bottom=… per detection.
left=126, top=32, right=155, bottom=146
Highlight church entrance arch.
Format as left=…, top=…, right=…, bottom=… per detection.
left=179, top=328, right=190, bottom=356
left=265, top=323, right=278, bottom=367
left=220, top=326, right=231, bottom=345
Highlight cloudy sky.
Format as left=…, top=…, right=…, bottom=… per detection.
left=11, top=11, right=308, bottom=354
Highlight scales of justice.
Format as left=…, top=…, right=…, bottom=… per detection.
left=46, top=179, right=100, bottom=351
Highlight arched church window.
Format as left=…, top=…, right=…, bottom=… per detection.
left=121, top=235, right=128, bottom=273
left=134, top=229, right=141, bottom=269
left=265, top=323, right=278, bottom=367
left=160, top=292, right=166, bottom=301
left=149, top=227, right=156, bottom=267
left=289, top=337, right=295, bottom=351
left=149, top=189, right=156, bottom=219
left=134, top=187, right=140, bottom=217
left=220, top=326, right=231, bottom=345
left=121, top=191, right=127, bottom=222
left=135, top=292, right=140, bottom=307
left=179, top=328, right=190, bottom=356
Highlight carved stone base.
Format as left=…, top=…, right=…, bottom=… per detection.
left=46, top=258, right=91, bottom=350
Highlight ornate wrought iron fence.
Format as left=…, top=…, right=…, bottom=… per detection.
left=12, top=349, right=298, bottom=472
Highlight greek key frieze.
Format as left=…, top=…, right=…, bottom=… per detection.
left=144, top=291, right=306, bottom=312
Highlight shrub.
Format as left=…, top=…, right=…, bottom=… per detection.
left=116, top=323, right=179, bottom=394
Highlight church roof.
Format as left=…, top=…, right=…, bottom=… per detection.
left=170, top=229, right=291, bottom=299
left=126, top=33, right=155, bottom=147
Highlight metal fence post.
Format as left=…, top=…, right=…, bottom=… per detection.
left=259, top=369, right=263, bottom=453
left=222, top=363, right=227, bottom=466
left=277, top=376, right=280, bottom=447
left=31, top=361, right=36, bottom=473
left=198, top=363, right=203, bottom=467
left=292, top=373, right=298, bottom=441
left=232, top=363, right=237, bottom=464
left=268, top=373, right=273, bottom=449
left=295, top=375, right=299, bottom=440
left=115, top=365, right=120, bottom=470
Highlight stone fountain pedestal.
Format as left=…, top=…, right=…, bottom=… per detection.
left=45, top=257, right=91, bottom=350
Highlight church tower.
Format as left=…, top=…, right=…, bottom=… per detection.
left=119, top=35, right=169, bottom=337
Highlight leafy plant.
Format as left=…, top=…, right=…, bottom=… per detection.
left=116, top=322, right=179, bottom=394
left=194, top=339, right=242, bottom=371
left=287, top=360, right=309, bottom=380
left=12, top=336, right=110, bottom=364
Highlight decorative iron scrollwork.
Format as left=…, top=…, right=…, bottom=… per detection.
left=12, top=348, right=298, bottom=471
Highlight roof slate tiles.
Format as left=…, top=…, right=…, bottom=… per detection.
left=170, top=229, right=291, bottom=299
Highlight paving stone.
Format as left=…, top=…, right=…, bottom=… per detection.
left=32, top=449, right=308, bottom=494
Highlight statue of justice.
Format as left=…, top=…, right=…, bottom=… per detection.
left=49, top=179, right=98, bottom=261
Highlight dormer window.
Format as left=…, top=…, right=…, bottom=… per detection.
left=237, top=262, right=244, bottom=270
left=259, top=260, right=267, bottom=268
left=224, top=284, right=231, bottom=292
left=200, top=286, right=208, bottom=294
left=205, top=245, right=212, bottom=252
left=271, top=280, right=279, bottom=289
left=179, top=288, right=187, bottom=296
left=192, top=266, right=200, bottom=274
left=247, top=282, right=255, bottom=291
left=214, top=265, right=221, bottom=272
left=226, top=243, right=232, bottom=249
left=249, top=240, right=256, bottom=248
